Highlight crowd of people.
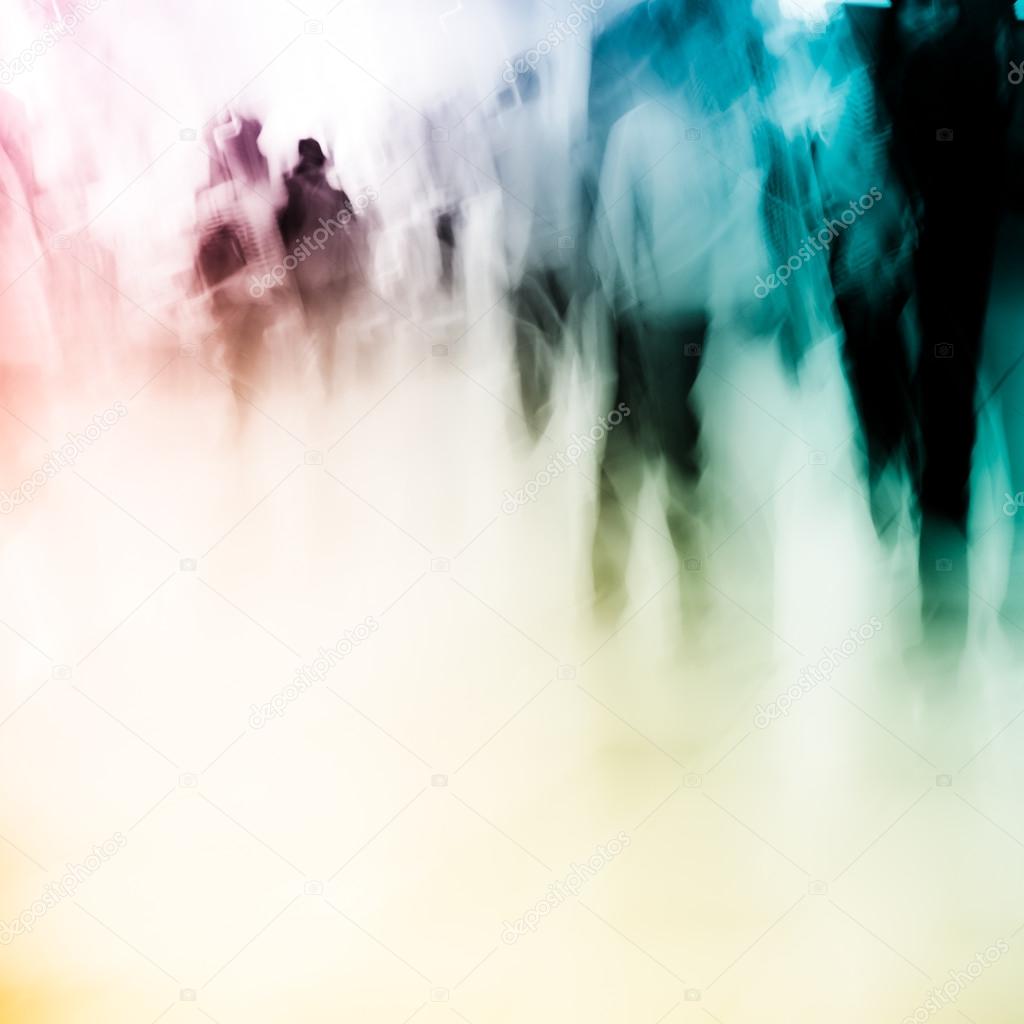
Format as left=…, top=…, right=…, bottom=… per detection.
left=2, top=0, right=1022, bottom=662
left=487, top=0, right=1020, bottom=660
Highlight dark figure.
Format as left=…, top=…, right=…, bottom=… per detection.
left=279, top=138, right=357, bottom=392
left=435, top=207, right=458, bottom=294
left=423, top=110, right=467, bottom=299
left=512, top=266, right=572, bottom=437
left=879, top=0, right=1012, bottom=649
left=815, top=8, right=918, bottom=540
left=759, top=119, right=826, bottom=378
left=833, top=274, right=915, bottom=538
left=492, top=61, right=578, bottom=440
left=592, top=313, right=708, bottom=616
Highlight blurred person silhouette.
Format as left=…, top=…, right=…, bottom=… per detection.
left=813, top=4, right=918, bottom=542
left=587, top=0, right=766, bottom=620
left=195, top=112, right=286, bottom=429
left=750, top=0, right=834, bottom=377
left=279, top=137, right=358, bottom=394
left=583, top=0, right=824, bottom=368
left=877, top=0, right=1013, bottom=652
left=435, top=207, right=458, bottom=294
left=424, top=110, right=462, bottom=297
left=492, top=52, right=586, bottom=440
left=422, top=99, right=493, bottom=306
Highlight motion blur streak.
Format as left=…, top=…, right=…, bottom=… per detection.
left=3, top=0, right=1024, bottom=1021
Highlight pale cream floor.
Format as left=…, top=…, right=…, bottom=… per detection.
left=1, top=300, right=1023, bottom=1024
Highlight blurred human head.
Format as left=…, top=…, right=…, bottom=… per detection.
left=297, top=137, right=326, bottom=168
left=649, top=0, right=765, bottom=106
left=892, top=0, right=961, bottom=41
